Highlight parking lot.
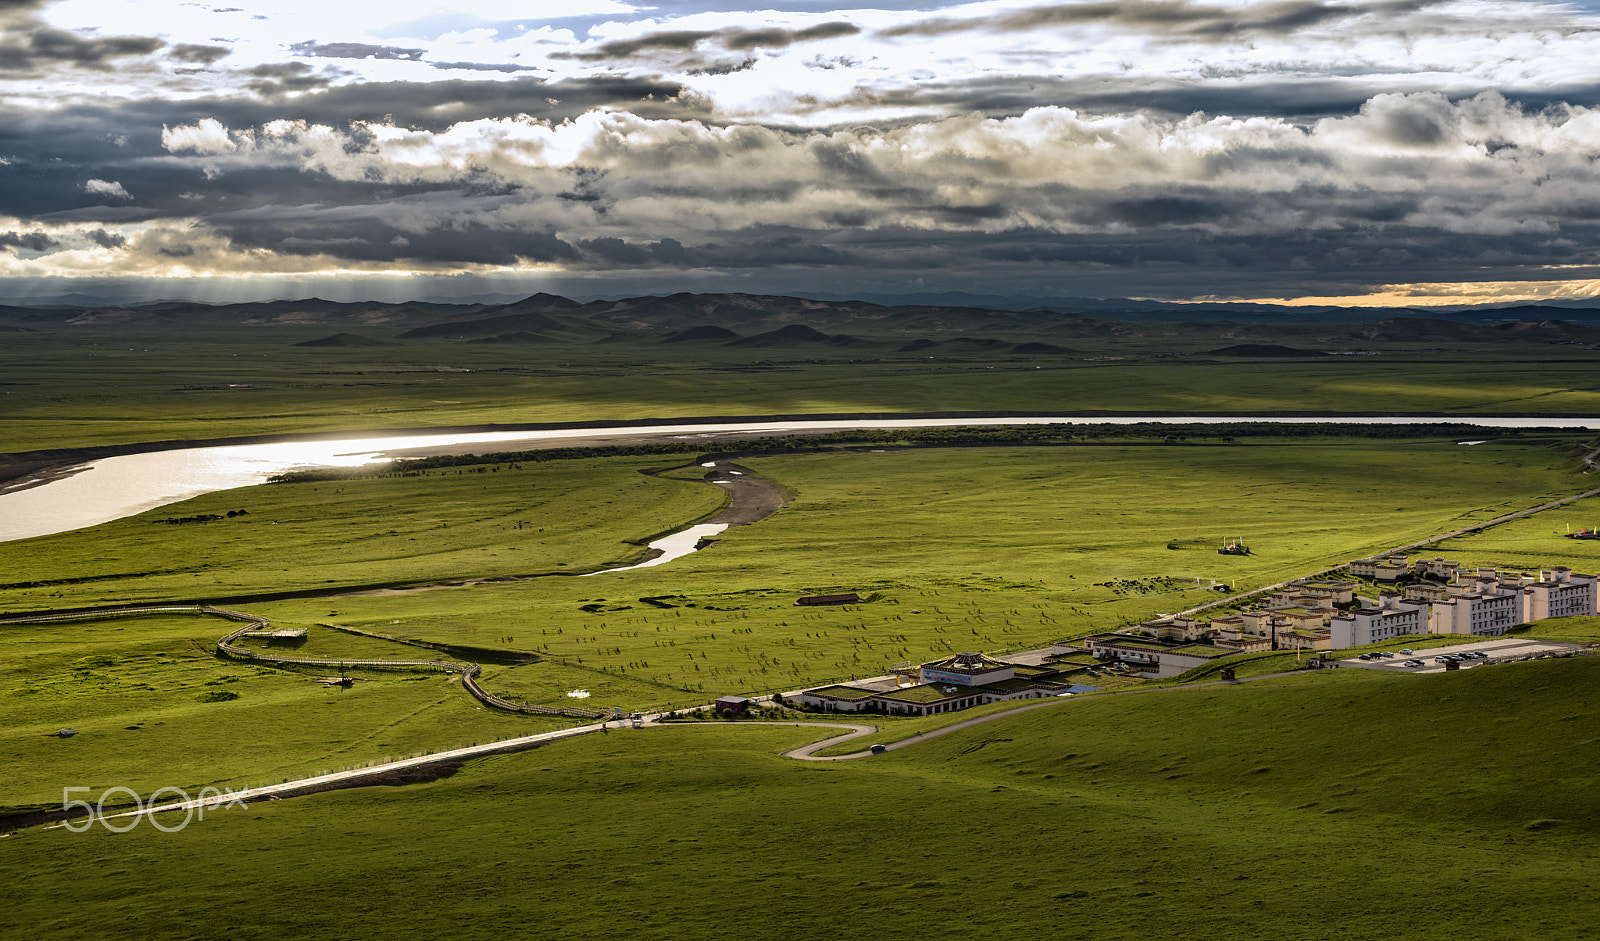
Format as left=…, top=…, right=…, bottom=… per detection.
left=1337, top=637, right=1583, bottom=673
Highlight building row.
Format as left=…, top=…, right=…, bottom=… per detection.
left=1330, top=564, right=1597, bottom=646
left=794, top=555, right=1597, bottom=718
left=797, top=651, right=1099, bottom=716
left=1137, top=557, right=1598, bottom=651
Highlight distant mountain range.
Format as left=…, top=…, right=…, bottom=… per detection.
left=6, top=287, right=1599, bottom=323
left=3, top=290, right=1599, bottom=357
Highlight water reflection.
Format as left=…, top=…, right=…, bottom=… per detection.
left=581, top=523, right=729, bottom=576
left=4, top=415, right=1597, bottom=543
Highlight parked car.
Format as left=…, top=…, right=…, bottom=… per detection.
left=1433, top=655, right=1453, bottom=663
left=1398, top=649, right=1414, bottom=655
left=1376, top=651, right=1396, bottom=658
left=1402, top=659, right=1425, bottom=667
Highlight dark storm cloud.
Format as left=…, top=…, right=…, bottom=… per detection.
left=273, top=76, right=702, bottom=128
left=0, top=72, right=705, bottom=223
left=426, top=60, right=545, bottom=73
left=0, top=230, right=58, bottom=252
left=817, top=71, right=1600, bottom=127
left=87, top=228, right=127, bottom=248
left=0, top=0, right=49, bottom=21
left=850, top=222, right=1600, bottom=298
left=288, top=40, right=426, bottom=61
left=558, top=29, right=713, bottom=60
left=169, top=43, right=231, bottom=65
left=552, top=21, right=859, bottom=61
left=881, top=0, right=1443, bottom=40
left=245, top=61, right=338, bottom=95
left=0, top=19, right=165, bottom=71
left=218, top=215, right=580, bottom=265
left=725, top=22, right=860, bottom=49
left=837, top=74, right=1390, bottom=122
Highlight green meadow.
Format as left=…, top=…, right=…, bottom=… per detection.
left=1422, top=493, right=1600, bottom=574
left=216, top=437, right=1596, bottom=691
left=3, top=334, right=1599, bottom=940
left=0, top=456, right=725, bottom=610
left=5, top=323, right=1600, bottom=453
left=4, top=433, right=1595, bottom=815
left=2, top=657, right=1595, bottom=940
left=0, top=613, right=558, bottom=813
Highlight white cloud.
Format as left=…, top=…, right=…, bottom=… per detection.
left=146, top=92, right=1600, bottom=257
left=83, top=179, right=132, bottom=200
left=162, top=118, right=239, bottom=155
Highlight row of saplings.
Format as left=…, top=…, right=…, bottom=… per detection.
left=657, top=701, right=792, bottom=722
left=657, top=692, right=963, bottom=722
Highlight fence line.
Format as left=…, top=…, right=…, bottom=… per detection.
left=1, top=604, right=603, bottom=719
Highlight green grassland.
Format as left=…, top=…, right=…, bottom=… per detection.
left=6, top=306, right=1600, bottom=938
left=4, top=434, right=1592, bottom=815
left=1420, top=493, right=1600, bottom=574
left=805, top=618, right=1600, bottom=758
left=3, top=658, right=1595, bottom=940
left=5, top=321, right=1600, bottom=453
left=239, top=437, right=1591, bottom=695
left=1515, top=614, right=1600, bottom=644
left=0, top=613, right=560, bottom=813
left=0, top=455, right=726, bottom=610
left=4, top=438, right=1590, bottom=710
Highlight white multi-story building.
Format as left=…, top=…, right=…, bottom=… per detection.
left=1430, top=587, right=1522, bottom=635
left=1351, top=555, right=1409, bottom=581
left=1522, top=567, right=1599, bottom=620
left=1329, top=592, right=1426, bottom=647
left=1417, top=557, right=1463, bottom=579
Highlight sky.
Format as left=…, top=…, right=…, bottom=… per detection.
left=3, top=0, right=1600, bottom=306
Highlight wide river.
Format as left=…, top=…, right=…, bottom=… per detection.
left=3, top=415, right=1598, bottom=544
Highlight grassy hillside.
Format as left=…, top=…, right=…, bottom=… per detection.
left=0, top=613, right=560, bottom=813
left=3, top=658, right=1595, bottom=940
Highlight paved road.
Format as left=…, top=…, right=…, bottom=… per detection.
left=780, top=667, right=1317, bottom=761
left=75, top=719, right=619, bottom=829
left=46, top=642, right=1594, bottom=833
